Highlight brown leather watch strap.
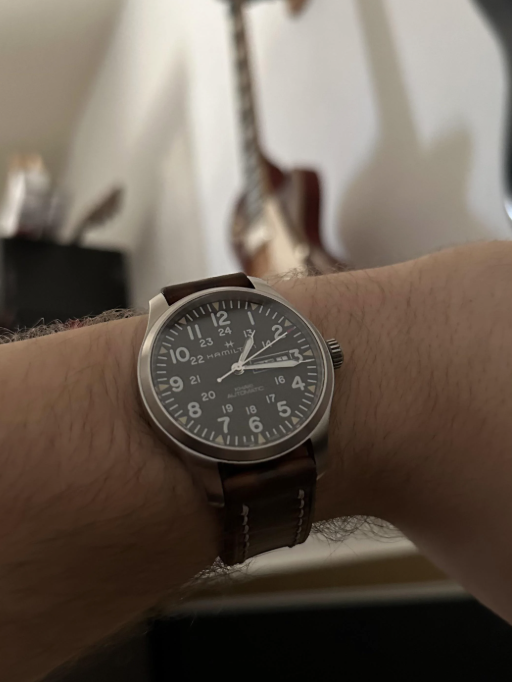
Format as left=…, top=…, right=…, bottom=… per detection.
left=161, top=272, right=253, bottom=305
left=160, top=272, right=317, bottom=566
left=219, top=443, right=317, bottom=565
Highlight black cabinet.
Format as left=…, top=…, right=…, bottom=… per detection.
left=0, top=238, right=128, bottom=330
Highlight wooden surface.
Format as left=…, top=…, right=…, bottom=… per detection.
left=184, top=553, right=449, bottom=605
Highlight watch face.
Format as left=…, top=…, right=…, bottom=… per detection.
left=147, top=290, right=327, bottom=456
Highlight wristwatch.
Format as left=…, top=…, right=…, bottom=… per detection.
left=138, top=273, right=343, bottom=565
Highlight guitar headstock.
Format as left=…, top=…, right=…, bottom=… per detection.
left=220, top=0, right=311, bottom=16
left=287, top=0, right=310, bottom=15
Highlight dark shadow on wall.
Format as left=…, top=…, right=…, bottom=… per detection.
left=473, top=0, right=512, bottom=218
left=338, top=0, right=491, bottom=269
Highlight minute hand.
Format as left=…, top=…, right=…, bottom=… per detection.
left=241, top=333, right=288, bottom=365
left=245, top=359, right=305, bottom=370
left=216, top=333, right=289, bottom=384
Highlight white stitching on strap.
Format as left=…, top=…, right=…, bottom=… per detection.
left=294, top=489, right=306, bottom=545
left=241, top=504, right=250, bottom=561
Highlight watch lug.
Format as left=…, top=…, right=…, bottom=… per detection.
left=248, top=277, right=286, bottom=300
left=248, top=275, right=333, bottom=478
left=248, top=277, right=301, bottom=306
left=309, top=402, right=332, bottom=478
left=188, top=456, right=225, bottom=508
left=146, top=293, right=169, bottom=334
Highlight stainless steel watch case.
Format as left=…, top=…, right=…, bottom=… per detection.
left=138, top=277, right=334, bottom=507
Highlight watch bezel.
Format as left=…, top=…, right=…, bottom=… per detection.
left=138, top=286, right=334, bottom=465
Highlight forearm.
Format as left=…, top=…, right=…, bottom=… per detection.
left=0, top=317, right=217, bottom=681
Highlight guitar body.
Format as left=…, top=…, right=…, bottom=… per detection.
left=231, top=157, right=339, bottom=278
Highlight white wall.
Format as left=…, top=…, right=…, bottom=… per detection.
left=0, top=0, right=123, bottom=177
left=64, top=0, right=512, bottom=302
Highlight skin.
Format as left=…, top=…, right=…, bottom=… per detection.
left=1, top=241, right=512, bottom=680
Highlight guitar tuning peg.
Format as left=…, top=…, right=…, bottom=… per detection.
left=220, top=0, right=311, bottom=12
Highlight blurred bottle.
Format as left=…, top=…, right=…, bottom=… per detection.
left=0, top=155, right=65, bottom=241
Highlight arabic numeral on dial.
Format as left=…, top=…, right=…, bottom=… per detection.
left=222, top=404, right=233, bottom=414
left=290, top=349, right=303, bottom=362
left=217, top=417, right=230, bottom=434
left=272, top=324, right=283, bottom=340
left=245, top=405, right=257, bottom=415
left=169, top=347, right=190, bottom=364
left=218, top=327, right=232, bottom=336
left=199, top=338, right=213, bottom=347
left=275, top=375, right=286, bottom=385
left=201, top=391, right=216, bottom=401
left=249, top=416, right=263, bottom=433
left=211, top=311, right=229, bottom=327
left=292, top=376, right=305, bottom=391
left=277, top=401, right=291, bottom=418
left=266, top=394, right=276, bottom=404
left=170, top=377, right=183, bottom=392
left=190, top=355, right=204, bottom=365
left=190, top=375, right=201, bottom=385
left=188, top=402, right=202, bottom=418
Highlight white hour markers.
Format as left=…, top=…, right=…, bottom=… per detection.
left=187, top=324, right=202, bottom=341
left=151, top=295, right=324, bottom=448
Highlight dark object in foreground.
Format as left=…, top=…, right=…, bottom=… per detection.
left=44, top=588, right=512, bottom=682
left=151, top=592, right=512, bottom=682
left=474, top=0, right=512, bottom=219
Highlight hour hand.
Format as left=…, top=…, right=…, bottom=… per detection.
left=238, top=332, right=255, bottom=364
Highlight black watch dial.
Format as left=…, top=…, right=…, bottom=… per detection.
left=150, top=292, right=325, bottom=450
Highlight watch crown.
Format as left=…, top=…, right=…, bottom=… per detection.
left=326, top=339, right=344, bottom=370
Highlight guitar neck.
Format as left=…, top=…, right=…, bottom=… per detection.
left=228, top=0, right=267, bottom=221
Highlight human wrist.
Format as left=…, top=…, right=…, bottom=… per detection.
left=274, top=265, right=421, bottom=525
left=105, top=314, right=219, bottom=573
left=276, top=244, right=512, bottom=539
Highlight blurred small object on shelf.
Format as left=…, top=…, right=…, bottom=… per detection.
left=0, top=155, right=65, bottom=241
left=69, top=186, right=124, bottom=246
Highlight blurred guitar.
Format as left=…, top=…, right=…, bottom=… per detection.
left=287, top=0, right=309, bottom=14
left=226, top=0, right=343, bottom=278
